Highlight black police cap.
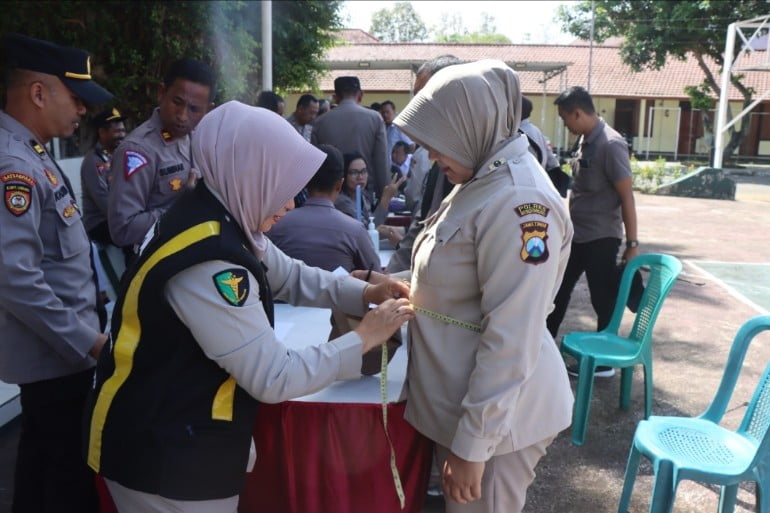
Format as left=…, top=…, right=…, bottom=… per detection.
left=92, top=107, right=126, bottom=129
left=2, top=32, right=112, bottom=105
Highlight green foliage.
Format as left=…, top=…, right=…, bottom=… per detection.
left=557, top=0, right=770, bottom=162
left=1, top=1, right=342, bottom=123
left=630, top=156, right=686, bottom=192
left=435, top=32, right=512, bottom=44
left=370, top=2, right=428, bottom=42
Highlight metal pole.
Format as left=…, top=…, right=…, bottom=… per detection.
left=261, top=1, right=273, bottom=91
left=646, top=106, right=652, bottom=160
left=714, top=22, right=736, bottom=168
left=674, top=108, right=681, bottom=161
left=588, top=0, right=595, bottom=92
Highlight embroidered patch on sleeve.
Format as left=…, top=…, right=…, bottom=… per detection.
left=212, top=269, right=250, bottom=307
left=1, top=173, right=36, bottom=217
left=4, top=184, right=32, bottom=216
left=124, top=150, right=149, bottom=180
left=514, top=203, right=550, bottom=217
left=520, top=221, right=549, bottom=264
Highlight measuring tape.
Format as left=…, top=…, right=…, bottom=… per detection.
left=379, top=304, right=480, bottom=509
left=380, top=342, right=406, bottom=509
left=412, top=305, right=482, bottom=333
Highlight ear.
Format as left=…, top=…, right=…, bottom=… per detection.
left=335, top=178, right=344, bottom=193
left=29, top=81, right=46, bottom=109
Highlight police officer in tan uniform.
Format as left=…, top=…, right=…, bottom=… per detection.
left=108, top=58, right=214, bottom=251
left=0, top=32, right=111, bottom=513
left=80, top=107, right=126, bottom=244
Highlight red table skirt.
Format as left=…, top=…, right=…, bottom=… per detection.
left=241, top=400, right=433, bottom=513
left=98, top=401, right=433, bottom=513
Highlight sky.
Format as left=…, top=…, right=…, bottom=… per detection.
left=340, top=1, right=580, bottom=44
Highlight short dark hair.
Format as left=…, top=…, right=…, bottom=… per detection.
left=343, top=151, right=367, bottom=178
left=370, top=102, right=381, bottom=111
left=380, top=100, right=396, bottom=111
left=308, top=144, right=344, bottom=192
left=334, top=76, right=361, bottom=97
left=256, top=90, right=284, bottom=113
left=296, top=93, right=317, bottom=109
left=163, top=58, right=215, bottom=101
left=392, top=140, right=409, bottom=154
left=554, top=86, right=595, bottom=115
left=521, top=96, right=533, bottom=120
left=416, top=55, right=462, bottom=77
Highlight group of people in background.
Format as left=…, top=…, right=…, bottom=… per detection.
left=1, top=29, right=639, bottom=513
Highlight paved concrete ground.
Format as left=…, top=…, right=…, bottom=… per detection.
left=0, top=174, right=768, bottom=513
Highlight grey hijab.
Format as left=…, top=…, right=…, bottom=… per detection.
left=394, top=59, right=522, bottom=172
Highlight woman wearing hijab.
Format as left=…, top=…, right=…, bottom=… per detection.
left=85, top=101, right=413, bottom=512
left=385, top=60, right=573, bottom=512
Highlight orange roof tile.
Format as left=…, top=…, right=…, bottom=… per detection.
left=319, top=41, right=770, bottom=101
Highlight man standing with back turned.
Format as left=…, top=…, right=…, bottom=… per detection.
left=108, top=58, right=214, bottom=253
left=312, top=76, right=389, bottom=199
left=546, top=86, right=639, bottom=378
left=0, top=32, right=111, bottom=513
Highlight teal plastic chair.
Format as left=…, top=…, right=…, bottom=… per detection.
left=618, top=315, right=770, bottom=513
left=561, top=253, right=682, bottom=445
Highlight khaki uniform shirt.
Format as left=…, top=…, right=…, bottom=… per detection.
left=0, top=111, right=99, bottom=384
left=108, top=109, right=192, bottom=248
left=404, top=135, right=574, bottom=461
left=80, top=142, right=112, bottom=233
left=164, top=240, right=368, bottom=402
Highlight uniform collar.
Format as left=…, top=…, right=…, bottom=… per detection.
left=303, top=197, right=335, bottom=208
left=583, top=118, right=606, bottom=146
left=472, top=134, right=530, bottom=181
left=149, top=108, right=181, bottom=144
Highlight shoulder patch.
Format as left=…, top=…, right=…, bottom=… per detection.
left=514, top=203, right=549, bottom=217
left=2, top=173, right=36, bottom=217
left=0, top=172, right=36, bottom=187
left=212, top=269, right=250, bottom=307
left=124, top=150, right=149, bottom=180
left=519, top=221, right=549, bottom=265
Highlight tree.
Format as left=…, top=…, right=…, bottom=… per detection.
left=557, top=0, right=770, bottom=164
left=433, top=10, right=511, bottom=44
left=370, top=2, right=428, bottom=42
left=1, top=1, right=342, bottom=127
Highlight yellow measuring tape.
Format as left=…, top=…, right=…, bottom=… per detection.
left=412, top=305, right=482, bottom=333
left=380, top=342, right=405, bottom=509
left=379, top=304, right=481, bottom=509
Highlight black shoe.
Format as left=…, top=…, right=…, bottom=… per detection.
left=567, top=364, right=616, bottom=378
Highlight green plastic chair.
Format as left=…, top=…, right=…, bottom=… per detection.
left=617, top=315, right=770, bottom=513
left=561, top=253, right=682, bottom=445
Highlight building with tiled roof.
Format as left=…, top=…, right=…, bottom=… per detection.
left=286, top=29, right=770, bottom=160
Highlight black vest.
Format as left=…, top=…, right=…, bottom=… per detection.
left=86, top=182, right=272, bottom=500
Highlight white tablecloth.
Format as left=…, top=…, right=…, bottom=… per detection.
left=273, top=303, right=407, bottom=404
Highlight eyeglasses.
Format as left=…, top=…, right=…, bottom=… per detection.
left=348, top=168, right=368, bottom=178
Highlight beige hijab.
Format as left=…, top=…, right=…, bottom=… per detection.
left=394, top=59, right=522, bottom=172
left=192, top=101, right=325, bottom=257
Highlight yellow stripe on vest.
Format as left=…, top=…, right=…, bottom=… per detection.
left=87, top=221, right=221, bottom=471
left=212, top=377, right=236, bottom=421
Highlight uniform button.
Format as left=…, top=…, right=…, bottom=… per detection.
left=512, top=158, right=520, bottom=164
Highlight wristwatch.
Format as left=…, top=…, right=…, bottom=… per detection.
left=625, top=239, right=639, bottom=249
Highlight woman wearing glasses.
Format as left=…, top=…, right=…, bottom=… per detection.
left=335, top=151, right=404, bottom=227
